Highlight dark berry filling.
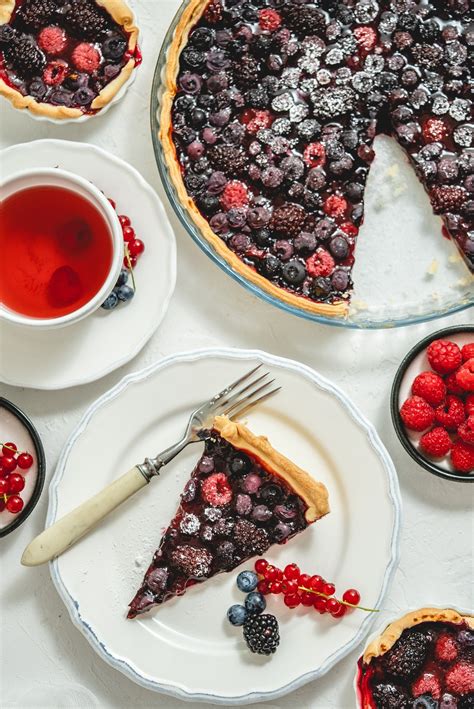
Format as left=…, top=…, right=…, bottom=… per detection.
left=171, top=0, right=473, bottom=306
left=128, top=429, right=309, bottom=617
left=357, top=621, right=474, bottom=708
left=0, top=0, right=139, bottom=113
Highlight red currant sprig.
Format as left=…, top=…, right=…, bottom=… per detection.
left=254, top=559, right=378, bottom=619
left=0, top=441, right=33, bottom=515
left=107, top=199, right=145, bottom=276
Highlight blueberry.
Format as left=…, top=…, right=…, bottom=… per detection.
left=179, top=72, right=202, bottom=94
left=116, top=285, right=134, bottom=302
left=458, top=629, right=474, bottom=648
left=332, top=270, right=350, bottom=292
left=230, top=454, right=251, bottom=475
left=236, top=571, right=258, bottom=593
left=103, top=64, right=121, bottom=82
left=251, top=505, right=272, bottom=522
left=227, top=604, right=248, bottom=626
left=412, top=697, right=438, bottom=709
left=440, top=694, right=458, bottom=709
left=174, top=94, right=196, bottom=113
left=295, top=232, right=317, bottom=252
left=282, top=260, right=306, bottom=286
left=273, top=240, right=294, bottom=261
left=182, top=48, right=205, bottom=70
left=274, top=522, right=291, bottom=541
left=329, top=235, right=349, bottom=260
left=198, top=455, right=214, bottom=473
left=245, top=592, right=266, bottom=615
left=312, top=277, right=332, bottom=298
left=190, top=108, right=207, bottom=128
left=259, top=484, right=283, bottom=507
left=101, top=292, right=119, bottom=310
left=102, top=34, right=127, bottom=61
left=235, top=493, right=252, bottom=516
left=29, top=78, right=47, bottom=101
left=116, top=269, right=129, bottom=287
left=190, top=27, right=215, bottom=50
left=74, top=87, right=96, bottom=106
left=260, top=254, right=281, bottom=279
left=49, top=89, right=74, bottom=107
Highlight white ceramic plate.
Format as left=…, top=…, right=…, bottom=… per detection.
left=48, top=348, right=401, bottom=704
left=0, top=140, right=176, bottom=390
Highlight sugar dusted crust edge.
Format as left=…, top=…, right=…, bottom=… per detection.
left=213, top=415, right=330, bottom=523
left=363, top=607, right=474, bottom=664
left=158, top=0, right=349, bottom=319
left=0, top=0, right=139, bottom=119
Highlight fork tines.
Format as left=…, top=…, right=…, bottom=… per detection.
left=213, top=364, right=280, bottom=421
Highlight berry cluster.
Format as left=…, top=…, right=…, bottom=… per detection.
left=0, top=441, right=34, bottom=515
left=101, top=199, right=145, bottom=311
left=400, top=338, right=474, bottom=474
left=253, top=558, right=367, bottom=619
left=227, top=570, right=280, bottom=656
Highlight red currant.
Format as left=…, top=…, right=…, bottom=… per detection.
left=17, top=453, right=33, bottom=470
left=0, top=499, right=5, bottom=512
left=298, top=573, right=311, bottom=589
left=323, top=582, right=336, bottom=596
left=119, top=215, right=131, bottom=228
left=2, top=442, right=17, bottom=456
left=8, top=473, right=25, bottom=494
left=301, top=591, right=314, bottom=607
left=255, top=558, right=268, bottom=574
left=310, top=575, right=324, bottom=592
left=1, top=456, right=17, bottom=473
left=0, top=478, right=8, bottom=495
left=108, top=198, right=116, bottom=210
left=123, top=226, right=135, bottom=243
left=342, top=589, right=361, bottom=607
left=284, top=563, right=300, bottom=580
left=332, top=604, right=347, bottom=619
left=124, top=255, right=137, bottom=269
left=284, top=593, right=301, bottom=609
left=281, top=579, right=298, bottom=595
left=257, top=579, right=270, bottom=595
left=314, top=597, right=328, bottom=614
left=269, top=580, right=282, bottom=594
left=129, top=239, right=145, bottom=258
left=326, top=598, right=341, bottom=615
left=6, top=495, right=23, bottom=514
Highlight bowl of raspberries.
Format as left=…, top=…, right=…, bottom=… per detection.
left=391, top=326, right=474, bottom=481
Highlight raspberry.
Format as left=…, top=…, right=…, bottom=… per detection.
left=465, top=394, right=474, bottom=417
left=303, top=142, right=326, bottom=168
left=220, top=181, right=249, bottom=211
left=450, top=441, right=474, bottom=474
left=43, top=60, right=68, bottom=86
left=353, top=26, right=378, bottom=53
left=38, top=26, right=67, bottom=56
left=241, top=109, right=273, bottom=134
left=445, top=371, right=465, bottom=396
left=412, top=371, right=446, bottom=407
left=306, top=249, right=335, bottom=278
left=462, top=343, right=474, bottom=362
left=436, top=395, right=466, bottom=431
left=435, top=634, right=459, bottom=663
left=400, top=396, right=435, bottom=432
left=445, top=662, right=474, bottom=695
left=420, top=427, right=452, bottom=458
left=423, top=117, right=448, bottom=143
left=411, top=671, right=441, bottom=699
left=456, top=359, right=474, bottom=392
left=430, top=186, right=466, bottom=214
left=201, top=473, right=233, bottom=506
left=427, top=340, right=463, bottom=375
left=323, top=195, right=348, bottom=220
left=259, top=9, right=281, bottom=32
left=71, top=42, right=100, bottom=73
left=458, top=415, right=474, bottom=445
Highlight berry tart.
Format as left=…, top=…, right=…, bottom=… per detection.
left=356, top=607, right=474, bottom=708
left=128, top=415, right=329, bottom=617
left=0, top=0, right=140, bottom=119
left=160, top=0, right=473, bottom=318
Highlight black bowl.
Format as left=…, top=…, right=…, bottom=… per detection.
left=391, top=325, right=474, bottom=483
left=0, top=397, right=46, bottom=537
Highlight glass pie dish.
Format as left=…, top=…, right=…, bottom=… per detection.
left=150, top=0, right=474, bottom=330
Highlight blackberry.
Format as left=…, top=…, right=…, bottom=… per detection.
left=234, top=55, right=260, bottom=88
left=371, top=683, right=409, bottom=709
left=459, top=696, right=474, bottom=709
left=430, top=186, right=466, bottom=214
left=0, top=25, right=15, bottom=47
left=234, top=519, right=269, bottom=555
left=4, top=34, right=45, bottom=79
left=243, top=614, right=280, bottom=655
left=208, top=145, right=248, bottom=174
left=282, top=5, right=326, bottom=38
left=14, top=0, right=56, bottom=32
left=271, top=203, right=306, bottom=237
left=246, top=87, right=269, bottom=109
left=411, top=43, right=443, bottom=68
left=383, top=631, right=429, bottom=681
left=63, top=0, right=111, bottom=41
left=204, top=0, right=223, bottom=24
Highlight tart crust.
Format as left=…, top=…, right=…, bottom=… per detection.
left=159, top=0, right=349, bottom=319
left=363, top=607, right=474, bottom=664
left=0, top=0, right=139, bottom=119
left=213, top=415, right=330, bottom=523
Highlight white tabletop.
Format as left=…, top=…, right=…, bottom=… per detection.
left=1, top=2, right=473, bottom=708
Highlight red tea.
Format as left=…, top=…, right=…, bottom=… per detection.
left=0, top=185, right=114, bottom=319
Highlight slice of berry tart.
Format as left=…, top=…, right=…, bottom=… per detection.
left=356, top=607, right=474, bottom=708
left=128, top=415, right=329, bottom=618
left=160, top=0, right=473, bottom=318
left=0, top=0, right=140, bottom=119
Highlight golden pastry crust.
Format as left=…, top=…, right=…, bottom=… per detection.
left=159, top=0, right=349, bottom=320
left=0, top=0, right=139, bottom=119
left=213, top=415, right=330, bottom=523
left=363, top=608, right=474, bottom=664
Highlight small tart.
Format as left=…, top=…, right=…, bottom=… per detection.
left=0, top=0, right=140, bottom=119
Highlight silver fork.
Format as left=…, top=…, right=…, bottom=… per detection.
left=21, top=365, right=280, bottom=567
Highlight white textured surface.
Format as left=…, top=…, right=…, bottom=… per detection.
left=0, top=1, right=473, bottom=708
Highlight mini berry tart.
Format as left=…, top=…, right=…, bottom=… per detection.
left=356, top=607, right=474, bottom=708
left=160, top=0, right=473, bottom=318
left=0, top=0, right=140, bottom=120
left=128, top=415, right=329, bottom=617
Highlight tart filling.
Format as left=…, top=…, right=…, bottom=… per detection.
left=161, top=0, right=473, bottom=317
left=128, top=415, right=329, bottom=617
left=0, top=0, right=140, bottom=118
left=357, top=608, right=474, bottom=708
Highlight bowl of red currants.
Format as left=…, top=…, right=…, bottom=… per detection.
left=391, top=325, right=474, bottom=482
left=0, top=397, right=46, bottom=537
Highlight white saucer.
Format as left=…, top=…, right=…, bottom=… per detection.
left=0, top=139, right=176, bottom=390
